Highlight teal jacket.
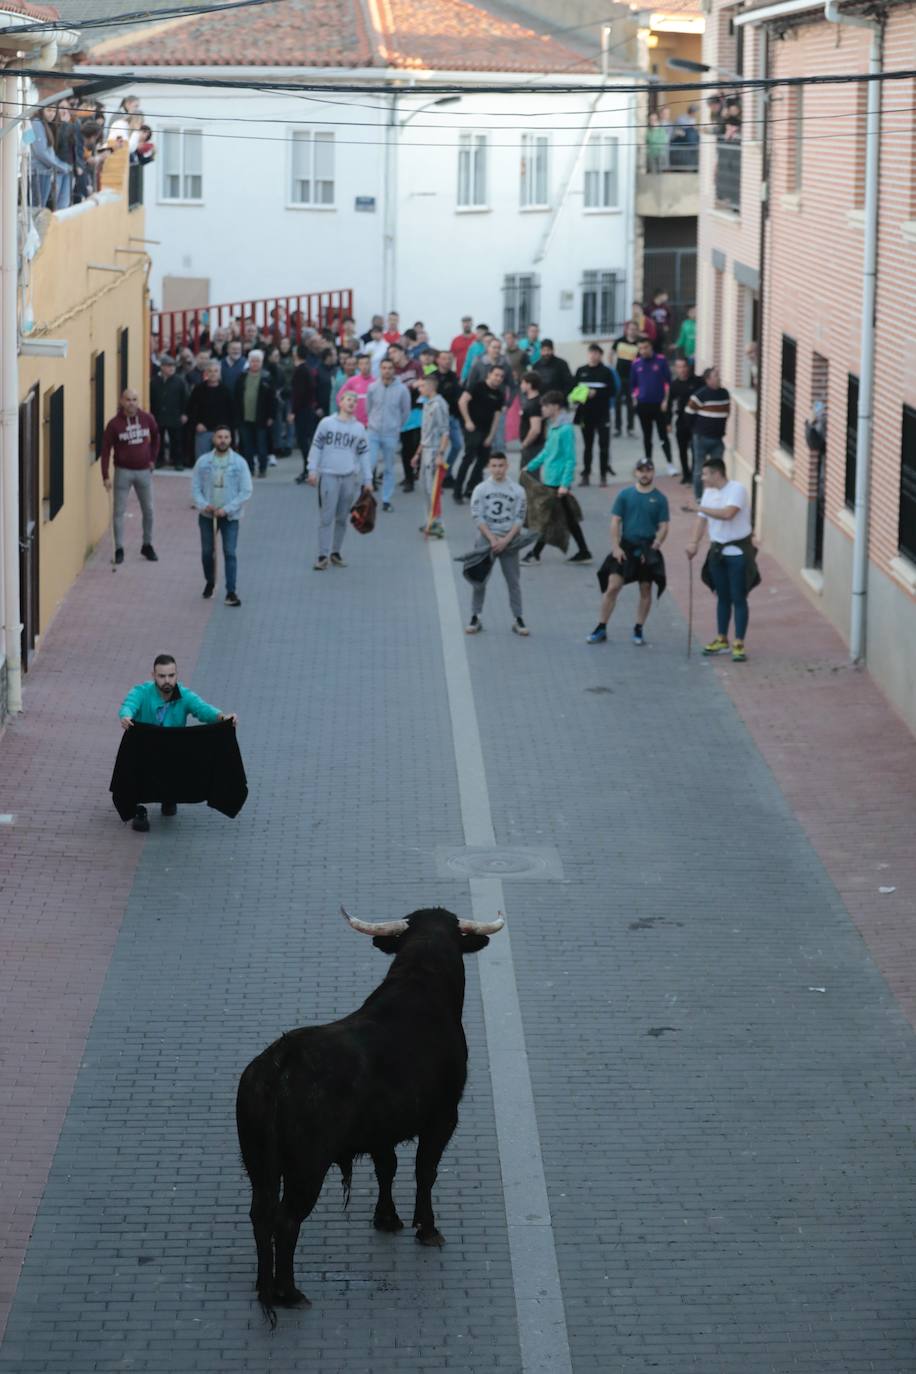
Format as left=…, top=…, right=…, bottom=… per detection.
left=119, top=680, right=222, bottom=727
left=526, top=412, right=576, bottom=488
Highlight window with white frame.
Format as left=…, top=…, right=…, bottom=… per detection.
left=457, top=133, right=488, bottom=208
left=583, top=134, right=619, bottom=210
left=289, top=130, right=335, bottom=206
left=161, top=129, right=203, bottom=202
left=580, top=270, right=622, bottom=335
left=502, top=273, right=539, bottom=334
left=520, top=133, right=549, bottom=208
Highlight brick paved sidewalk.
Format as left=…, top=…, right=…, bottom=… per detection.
left=1, top=445, right=916, bottom=1373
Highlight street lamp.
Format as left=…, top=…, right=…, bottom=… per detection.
left=400, top=94, right=460, bottom=129
left=667, top=57, right=743, bottom=82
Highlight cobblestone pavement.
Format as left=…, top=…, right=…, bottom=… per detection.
left=2, top=441, right=916, bottom=1373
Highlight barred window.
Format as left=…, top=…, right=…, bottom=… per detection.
left=580, top=271, right=622, bottom=335
left=502, top=274, right=539, bottom=335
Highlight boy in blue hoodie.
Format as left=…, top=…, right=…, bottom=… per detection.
left=523, top=391, right=592, bottom=564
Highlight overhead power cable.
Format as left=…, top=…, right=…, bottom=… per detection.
left=7, top=66, right=916, bottom=98
left=0, top=0, right=289, bottom=37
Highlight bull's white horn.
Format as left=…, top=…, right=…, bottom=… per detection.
left=340, top=905, right=409, bottom=937
left=458, top=915, right=506, bottom=936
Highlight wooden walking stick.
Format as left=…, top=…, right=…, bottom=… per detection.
left=686, top=555, right=694, bottom=658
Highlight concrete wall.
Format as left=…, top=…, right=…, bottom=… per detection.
left=18, top=148, right=148, bottom=638
left=130, top=82, right=637, bottom=350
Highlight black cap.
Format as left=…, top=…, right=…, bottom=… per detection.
left=636, top=458, right=655, bottom=469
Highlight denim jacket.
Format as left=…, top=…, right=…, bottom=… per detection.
left=191, top=448, right=253, bottom=520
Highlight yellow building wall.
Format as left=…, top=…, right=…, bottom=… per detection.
left=18, top=149, right=149, bottom=639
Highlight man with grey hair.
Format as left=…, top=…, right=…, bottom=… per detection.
left=187, top=360, right=234, bottom=461
left=233, top=348, right=275, bottom=477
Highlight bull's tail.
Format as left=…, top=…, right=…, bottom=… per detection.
left=236, top=1054, right=283, bottom=1327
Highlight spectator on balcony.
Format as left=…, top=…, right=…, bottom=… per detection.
left=29, top=107, right=70, bottom=211
left=233, top=349, right=275, bottom=478
left=613, top=321, right=639, bottom=437
left=221, top=339, right=246, bottom=390
left=630, top=339, right=673, bottom=472
left=674, top=305, right=697, bottom=368
left=646, top=112, right=669, bottom=174
left=687, top=366, right=732, bottom=502
left=723, top=100, right=742, bottom=141
left=150, top=355, right=189, bottom=470
left=669, top=117, right=699, bottom=170
left=135, top=125, right=156, bottom=166
left=106, top=96, right=141, bottom=149
left=73, top=119, right=108, bottom=201
left=188, top=361, right=234, bottom=461
left=52, top=105, right=77, bottom=210
left=706, top=94, right=725, bottom=137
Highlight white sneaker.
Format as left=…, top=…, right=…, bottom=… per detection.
left=268, top=454, right=278, bottom=467
left=666, top=464, right=677, bottom=477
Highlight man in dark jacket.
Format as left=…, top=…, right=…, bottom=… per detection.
left=533, top=340, right=573, bottom=397
left=149, top=355, right=189, bottom=470
left=573, top=344, right=618, bottom=486
left=668, top=357, right=701, bottom=485
left=187, top=361, right=234, bottom=461
left=233, top=349, right=275, bottom=477
left=291, top=345, right=319, bottom=483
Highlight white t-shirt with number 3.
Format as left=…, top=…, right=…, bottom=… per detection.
left=700, top=480, right=751, bottom=554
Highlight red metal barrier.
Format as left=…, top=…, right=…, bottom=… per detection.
left=151, top=289, right=355, bottom=354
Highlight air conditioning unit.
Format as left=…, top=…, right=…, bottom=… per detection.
left=559, top=290, right=574, bottom=310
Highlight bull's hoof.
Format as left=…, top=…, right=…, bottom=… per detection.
left=415, top=1227, right=446, bottom=1248
left=273, top=1285, right=311, bottom=1308
left=373, top=1211, right=405, bottom=1232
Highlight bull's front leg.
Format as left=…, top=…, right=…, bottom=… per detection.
left=412, top=1112, right=457, bottom=1247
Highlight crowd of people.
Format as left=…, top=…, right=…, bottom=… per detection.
left=127, top=297, right=750, bottom=656
left=28, top=94, right=154, bottom=214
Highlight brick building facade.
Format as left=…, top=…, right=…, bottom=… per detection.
left=698, top=0, right=916, bottom=732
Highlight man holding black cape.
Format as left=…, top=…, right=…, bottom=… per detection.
left=113, top=654, right=243, bottom=831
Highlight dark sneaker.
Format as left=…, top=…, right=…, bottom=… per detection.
left=140, top=544, right=158, bottom=561
left=225, top=592, right=241, bottom=606
left=586, top=625, right=607, bottom=644
left=632, top=628, right=645, bottom=646
left=464, top=615, right=482, bottom=635
left=382, top=502, right=393, bottom=513
left=452, top=491, right=464, bottom=504
left=131, top=805, right=150, bottom=833
left=294, top=473, right=307, bottom=484
left=512, top=618, right=530, bottom=637
left=568, top=550, right=593, bottom=564
left=114, top=547, right=124, bottom=565
left=578, top=474, right=590, bottom=487
left=313, top=556, right=329, bottom=571
left=522, top=552, right=540, bottom=565
left=161, top=801, right=177, bottom=817
left=330, top=552, right=347, bottom=567
left=202, top=582, right=214, bottom=599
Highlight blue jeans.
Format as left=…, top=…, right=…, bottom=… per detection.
left=199, top=514, right=239, bottom=594
left=55, top=171, right=72, bottom=210
left=447, top=415, right=464, bottom=474
left=710, top=552, right=749, bottom=640
left=239, top=421, right=269, bottom=475
left=370, top=432, right=399, bottom=504
left=693, top=433, right=725, bottom=500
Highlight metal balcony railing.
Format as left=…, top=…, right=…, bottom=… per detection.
left=151, top=290, right=355, bottom=354
left=714, top=140, right=742, bottom=211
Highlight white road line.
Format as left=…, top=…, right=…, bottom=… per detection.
left=428, top=539, right=573, bottom=1374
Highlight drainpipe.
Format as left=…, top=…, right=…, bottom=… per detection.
left=1, top=71, right=23, bottom=713
left=751, top=31, right=769, bottom=527
left=823, top=0, right=881, bottom=663
left=381, top=89, right=398, bottom=314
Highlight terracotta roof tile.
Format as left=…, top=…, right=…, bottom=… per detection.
left=87, top=0, right=596, bottom=72
left=0, top=0, right=60, bottom=20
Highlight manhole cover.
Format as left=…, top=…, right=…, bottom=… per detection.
left=435, top=845, right=564, bottom=881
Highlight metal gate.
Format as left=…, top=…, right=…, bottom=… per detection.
left=643, top=247, right=697, bottom=338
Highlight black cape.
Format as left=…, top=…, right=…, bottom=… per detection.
left=110, top=721, right=248, bottom=821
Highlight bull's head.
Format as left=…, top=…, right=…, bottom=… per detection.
left=340, top=905, right=504, bottom=953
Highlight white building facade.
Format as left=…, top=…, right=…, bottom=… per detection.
left=85, top=44, right=639, bottom=354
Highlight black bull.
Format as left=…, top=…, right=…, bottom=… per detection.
left=236, top=906, right=504, bottom=1318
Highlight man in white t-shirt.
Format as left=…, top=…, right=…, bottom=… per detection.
left=685, top=455, right=754, bottom=662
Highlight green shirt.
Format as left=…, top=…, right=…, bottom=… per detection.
left=243, top=371, right=260, bottom=423
left=611, top=486, right=671, bottom=543
left=675, top=318, right=696, bottom=356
